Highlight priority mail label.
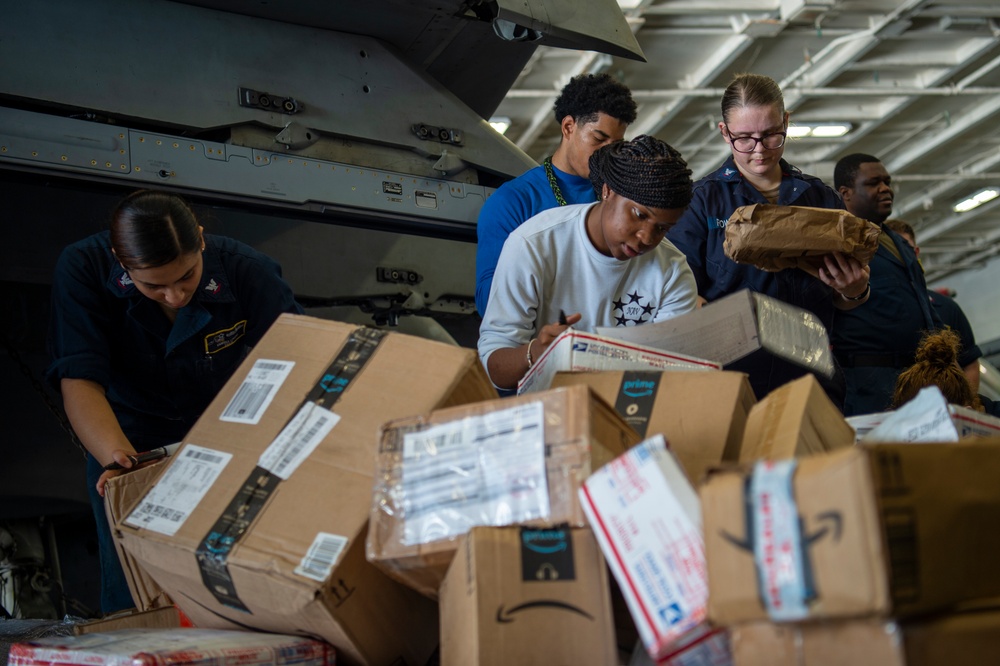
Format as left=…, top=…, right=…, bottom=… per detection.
left=579, top=435, right=708, bottom=658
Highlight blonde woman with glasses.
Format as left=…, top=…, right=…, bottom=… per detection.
left=667, top=73, right=868, bottom=406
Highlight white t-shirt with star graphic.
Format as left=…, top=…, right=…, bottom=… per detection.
left=478, top=202, right=697, bottom=372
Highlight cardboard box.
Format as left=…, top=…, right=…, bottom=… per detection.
left=439, top=525, right=616, bottom=666
left=117, top=314, right=498, bottom=666
left=367, top=384, right=640, bottom=598
left=596, top=289, right=835, bottom=382
left=702, top=442, right=1000, bottom=625
left=731, top=610, right=1000, bottom=666
left=9, top=628, right=333, bottom=665
left=104, top=460, right=174, bottom=611
left=862, top=386, right=1000, bottom=443
left=738, top=374, right=854, bottom=463
left=73, top=606, right=189, bottom=635
left=517, top=329, right=720, bottom=395
left=580, top=435, right=715, bottom=660
left=550, top=370, right=756, bottom=484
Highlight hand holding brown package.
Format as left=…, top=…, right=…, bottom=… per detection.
left=723, top=204, right=880, bottom=276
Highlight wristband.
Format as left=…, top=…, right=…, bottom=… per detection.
left=526, top=338, right=537, bottom=369
left=842, top=282, right=870, bottom=302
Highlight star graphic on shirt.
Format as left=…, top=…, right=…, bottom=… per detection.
left=612, top=290, right=655, bottom=326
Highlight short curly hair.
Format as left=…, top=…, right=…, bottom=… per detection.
left=552, top=73, right=637, bottom=126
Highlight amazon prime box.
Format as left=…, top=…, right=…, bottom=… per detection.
left=549, top=369, right=755, bottom=484
left=439, top=525, right=616, bottom=666
left=116, top=314, right=498, bottom=666
left=702, top=442, right=1000, bottom=625
left=367, top=384, right=640, bottom=598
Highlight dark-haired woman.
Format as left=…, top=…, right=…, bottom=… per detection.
left=47, top=190, right=302, bottom=613
left=478, top=135, right=698, bottom=391
left=667, top=73, right=869, bottom=404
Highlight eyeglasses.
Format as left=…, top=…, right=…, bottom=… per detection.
left=724, top=125, right=786, bottom=153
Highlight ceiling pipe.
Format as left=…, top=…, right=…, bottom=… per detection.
left=503, top=86, right=1000, bottom=98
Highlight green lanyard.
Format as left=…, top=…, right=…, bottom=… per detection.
left=542, top=157, right=568, bottom=206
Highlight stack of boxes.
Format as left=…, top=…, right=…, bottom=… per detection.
left=69, top=306, right=1000, bottom=666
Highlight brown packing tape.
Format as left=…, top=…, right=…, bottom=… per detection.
left=723, top=203, right=880, bottom=273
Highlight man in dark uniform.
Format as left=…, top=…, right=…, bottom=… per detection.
left=884, top=218, right=982, bottom=393
left=832, top=154, right=941, bottom=415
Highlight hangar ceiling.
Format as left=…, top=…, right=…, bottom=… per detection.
left=492, top=0, right=1000, bottom=284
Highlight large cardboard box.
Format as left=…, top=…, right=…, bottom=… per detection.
left=9, top=628, right=333, bottom=666
left=517, top=329, right=720, bottom=394
left=104, top=460, right=173, bottom=611
left=72, top=606, right=189, bottom=635
left=738, top=374, right=854, bottom=463
left=550, top=370, right=756, bottom=484
left=861, top=385, right=1000, bottom=443
left=116, top=314, right=498, bottom=666
left=596, top=289, right=835, bottom=382
left=731, top=610, right=1000, bottom=666
left=580, top=435, right=715, bottom=661
left=367, top=384, right=640, bottom=598
left=702, top=442, right=1000, bottom=625
left=439, top=525, right=616, bottom=666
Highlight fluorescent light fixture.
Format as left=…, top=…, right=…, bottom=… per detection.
left=787, top=122, right=852, bottom=138
left=617, top=0, right=643, bottom=8
left=489, top=117, right=511, bottom=135
left=953, top=187, right=999, bottom=213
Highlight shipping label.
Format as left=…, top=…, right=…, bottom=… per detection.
left=258, top=401, right=340, bottom=480
left=399, top=401, right=549, bottom=546
left=219, top=358, right=295, bottom=425
left=124, top=444, right=233, bottom=536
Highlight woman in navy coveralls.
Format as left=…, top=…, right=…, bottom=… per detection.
left=47, top=190, right=302, bottom=613
left=667, top=73, right=870, bottom=405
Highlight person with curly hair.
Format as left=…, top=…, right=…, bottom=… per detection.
left=892, top=329, right=981, bottom=410
left=475, top=73, right=637, bottom=315
left=478, top=135, right=697, bottom=391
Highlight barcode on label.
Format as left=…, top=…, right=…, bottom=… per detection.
left=130, top=503, right=186, bottom=525
left=271, top=414, right=330, bottom=477
left=187, top=449, right=223, bottom=464
left=295, top=532, right=349, bottom=582
left=220, top=359, right=294, bottom=425
left=221, top=381, right=274, bottom=420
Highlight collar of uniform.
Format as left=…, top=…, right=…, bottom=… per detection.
left=714, top=156, right=801, bottom=182
left=105, top=253, right=138, bottom=299
left=196, top=237, right=236, bottom=304
left=102, top=236, right=236, bottom=303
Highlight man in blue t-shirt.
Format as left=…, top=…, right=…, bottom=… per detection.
left=475, top=73, right=637, bottom=315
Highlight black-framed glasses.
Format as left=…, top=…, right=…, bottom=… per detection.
left=724, top=124, right=786, bottom=153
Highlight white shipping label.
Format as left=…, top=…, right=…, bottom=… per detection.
left=400, top=401, right=549, bottom=546
left=124, top=445, right=233, bottom=536
left=258, top=401, right=340, bottom=480
left=295, top=532, right=349, bottom=582
left=219, top=359, right=295, bottom=425
left=751, top=459, right=811, bottom=621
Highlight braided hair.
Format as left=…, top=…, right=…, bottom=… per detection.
left=588, top=135, right=693, bottom=210
left=892, top=329, right=982, bottom=410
